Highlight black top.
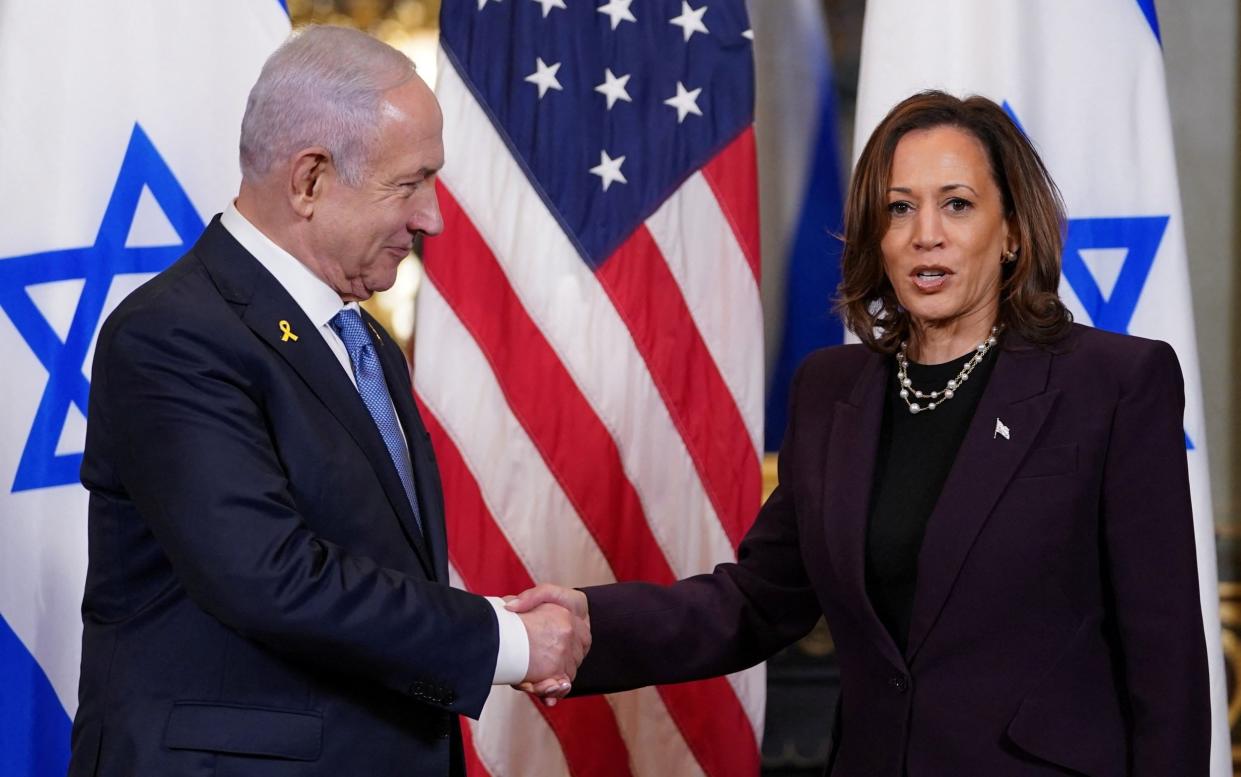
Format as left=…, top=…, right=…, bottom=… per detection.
left=865, top=343, right=999, bottom=653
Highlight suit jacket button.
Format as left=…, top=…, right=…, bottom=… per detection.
left=889, top=675, right=909, bottom=693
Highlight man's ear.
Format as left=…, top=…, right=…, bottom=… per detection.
left=289, top=147, right=332, bottom=218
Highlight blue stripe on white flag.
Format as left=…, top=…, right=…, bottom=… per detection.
left=0, top=617, right=70, bottom=777
left=1135, top=0, right=1161, bottom=43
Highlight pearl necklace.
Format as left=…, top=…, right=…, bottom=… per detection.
left=895, top=326, right=1000, bottom=414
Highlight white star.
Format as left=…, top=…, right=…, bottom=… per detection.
left=589, top=150, right=628, bottom=191
left=594, top=68, right=633, bottom=110
left=663, top=81, right=703, bottom=123
left=524, top=57, right=563, bottom=99
left=669, top=1, right=709, bottom=41
left=742, top=28, right=754, bottom=40
left=478, top=0, right=501, bottom=9
left=533, top=0, right=567, bottom=17
left=596, top=0, right=636, bottom=30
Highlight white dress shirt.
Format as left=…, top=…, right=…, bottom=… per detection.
left=220, top=203, right=529, bottom=685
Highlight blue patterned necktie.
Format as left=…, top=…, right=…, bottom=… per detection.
left=331, top=308, right=422, bottom=532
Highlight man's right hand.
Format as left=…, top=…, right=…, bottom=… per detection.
left=509, top=585, right=591, bottom=706
left=514, top=599, right=590, bottom=705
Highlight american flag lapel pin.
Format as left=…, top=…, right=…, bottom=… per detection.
left=993, top=418, right=1010, bottom=440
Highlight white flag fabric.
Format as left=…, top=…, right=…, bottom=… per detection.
left=0, top=4, right=288, bottom=773
left=854, top=1, right=1227, bottom=773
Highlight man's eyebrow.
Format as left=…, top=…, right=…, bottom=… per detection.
left=396, top=166, right=440, bottom=180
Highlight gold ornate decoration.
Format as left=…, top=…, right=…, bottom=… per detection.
left=761, top=452, right=779, bottom=501
left=1218, top=581, right=1241, bottom=772
left=288, top=0, right=440, bottom=32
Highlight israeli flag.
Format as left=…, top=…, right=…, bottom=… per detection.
left=854, top=1, right=1226, bottom=773
left=0, top=3, right=288, bottom=773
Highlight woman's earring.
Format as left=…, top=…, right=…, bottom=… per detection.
left=1002, top=248, right=1017, bottom=264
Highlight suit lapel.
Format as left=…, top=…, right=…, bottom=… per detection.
left=904, top=336, right=1058, bottom=662
left=195, top=221, right=435, bottom=577
left=369, top=319, right=449, bottom=582
left=821, top=351, right=906, bottom=669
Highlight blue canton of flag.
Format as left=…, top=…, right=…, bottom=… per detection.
left=440, top=0, right=754, bottom=266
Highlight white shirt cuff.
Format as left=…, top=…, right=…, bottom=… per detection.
left=486, top=596, right=530, bottom=685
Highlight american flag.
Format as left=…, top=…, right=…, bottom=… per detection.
left=413, top=1, right=765, bottom=774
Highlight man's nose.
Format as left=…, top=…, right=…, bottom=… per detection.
left=409, top=186, right=443, bottom=237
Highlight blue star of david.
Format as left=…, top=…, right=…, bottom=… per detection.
left=1061, top=216, right=1194, bottom=449
left=0, top=123, right=204, bottom=492
left=1060, top=216, right=1168, bottom=335
left=1003, top=101, right=1189, bottom=449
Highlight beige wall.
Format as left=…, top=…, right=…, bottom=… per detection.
left=1163, top=1, right=1240, bottom=548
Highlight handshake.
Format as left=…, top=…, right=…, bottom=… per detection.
left=504, top=584, right=590, bottom=706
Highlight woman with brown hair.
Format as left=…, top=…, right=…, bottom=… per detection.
left=513, top=90, right=1210, bottom=776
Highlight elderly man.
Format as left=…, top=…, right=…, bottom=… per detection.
left=69, top=25, right=586, bottom=777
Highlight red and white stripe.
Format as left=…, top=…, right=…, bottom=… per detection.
left=414, top=47, right=765, bottom=777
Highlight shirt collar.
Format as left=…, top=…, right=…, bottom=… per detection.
left=219, top=201, right=349, bottom=329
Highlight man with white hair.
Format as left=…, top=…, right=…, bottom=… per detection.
left=69, top=25, right=587, bottom=777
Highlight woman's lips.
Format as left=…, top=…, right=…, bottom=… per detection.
left=911, top=266, right=951, bottom=291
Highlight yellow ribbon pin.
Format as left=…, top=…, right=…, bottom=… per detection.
left=278, top=320, right=299, bottom=342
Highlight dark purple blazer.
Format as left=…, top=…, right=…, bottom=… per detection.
left=574, top=324, right=1209, bottom=777
left=71, top=219, right=498, bottom=777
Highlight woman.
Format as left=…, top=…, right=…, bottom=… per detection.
left=511, top=91, right=1210, bottom=776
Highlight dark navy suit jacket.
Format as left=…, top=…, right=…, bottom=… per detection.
left=574, top=325, right=1210, bottom=777
left=70, top=218, right=498, bottom=776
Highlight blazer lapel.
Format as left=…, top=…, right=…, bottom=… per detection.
left=821, top=351, right=906, bottom=670
left=370, top=322, right=450, bottom=583
left=406, top=406, right=450, bottom=584
left=195, top=221, right=435, bottom=577
left=904, top=335, right=1058, bottom=662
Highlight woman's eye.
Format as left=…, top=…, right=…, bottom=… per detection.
left=945, top=197, right=972, bottom=212
left=887, top=201, right=912, bottom=216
